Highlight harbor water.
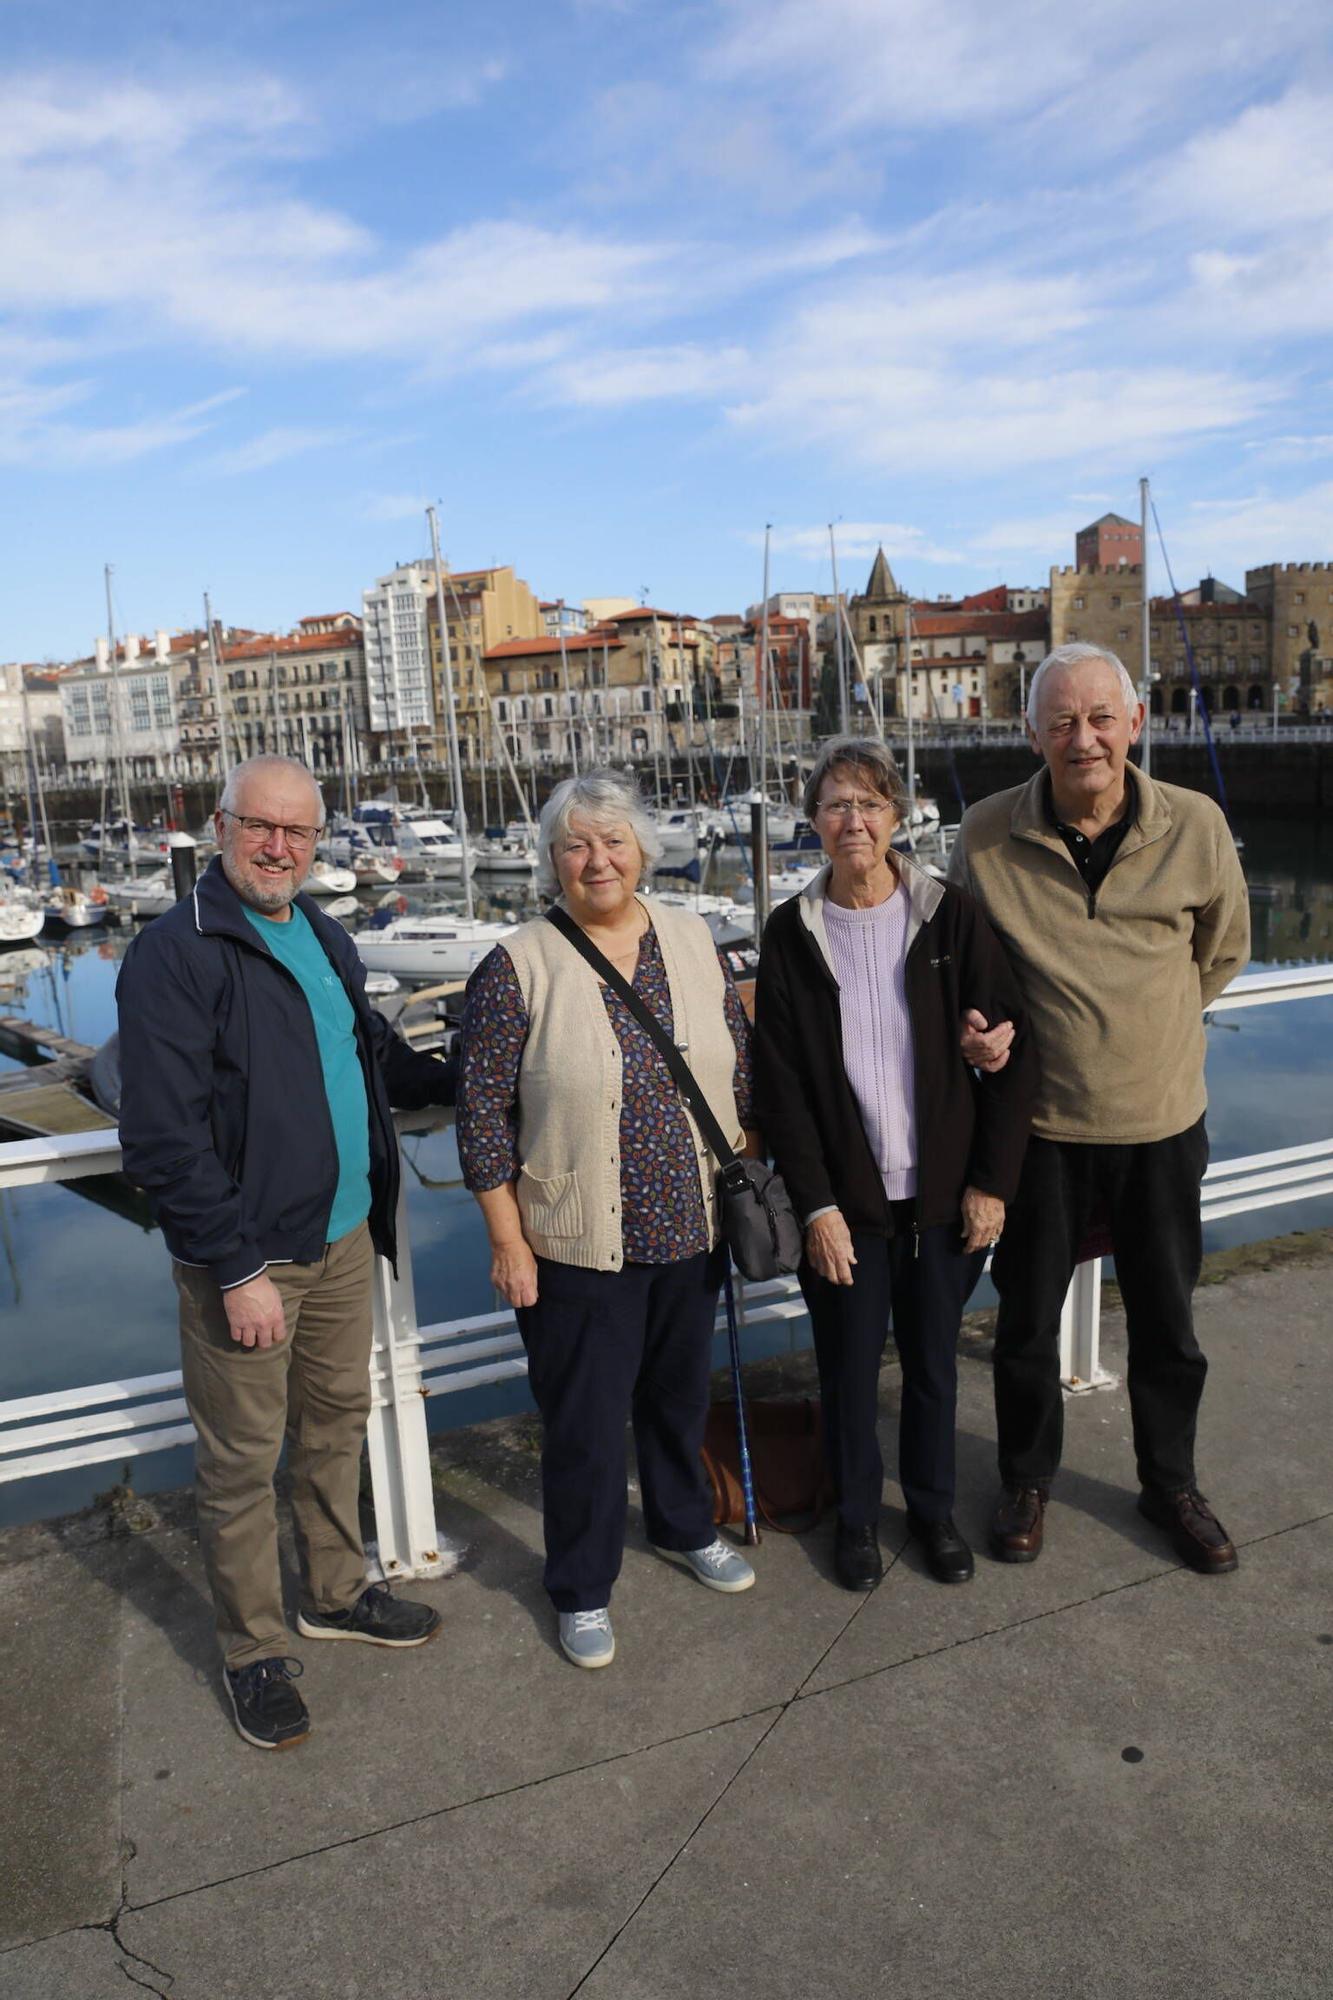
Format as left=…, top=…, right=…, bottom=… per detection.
left=2, top=808, right=1331, bottom=1528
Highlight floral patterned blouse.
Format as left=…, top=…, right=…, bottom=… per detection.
left=457, top=923, right=753, bottom=1265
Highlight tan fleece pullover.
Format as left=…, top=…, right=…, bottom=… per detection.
left=948, top=765, right=1249, bottom=1144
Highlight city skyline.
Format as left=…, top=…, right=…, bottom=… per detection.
left=3, top=1, right=1331, bottom=661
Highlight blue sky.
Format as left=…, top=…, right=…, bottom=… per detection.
left=3, top=0, right=1332, bottom=661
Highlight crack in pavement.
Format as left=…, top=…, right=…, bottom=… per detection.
left=11, top=1508, right=1327, bottom=1984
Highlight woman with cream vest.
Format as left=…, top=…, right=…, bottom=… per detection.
left=457, top=772, right=757, bottom=1669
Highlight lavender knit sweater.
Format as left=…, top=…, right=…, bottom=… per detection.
left=822, top=888, right=917, bottom=1201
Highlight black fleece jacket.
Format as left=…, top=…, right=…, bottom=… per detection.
left=116, top=856, right=455, bottom=1286
left=753, top=866, right=1037, bottom=1236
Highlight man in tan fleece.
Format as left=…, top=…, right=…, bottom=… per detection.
left=949, top=643, right=1249, bottom=1573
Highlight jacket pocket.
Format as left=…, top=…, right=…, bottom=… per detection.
left=516, top=1167, right=585, bottom=1240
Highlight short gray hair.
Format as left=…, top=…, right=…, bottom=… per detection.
left=219, top=755, right=326, bottom=827
left=537, top=769, right=662, bottom=894
left=1026, top=643, right=1139, bottom=728
left=801, top=734, right=910, bottom=823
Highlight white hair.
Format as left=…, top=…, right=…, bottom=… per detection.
left=537, top=769, right=662, bottom=894
left=1026, top=643, right=1139, bottom=728
left=219, top=755, right=326, bottom=826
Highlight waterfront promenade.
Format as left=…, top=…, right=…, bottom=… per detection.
left=3, top=1246, right=1329, bottom=1999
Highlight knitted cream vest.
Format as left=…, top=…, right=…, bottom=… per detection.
left=501, top=897, right=744, bottom=1270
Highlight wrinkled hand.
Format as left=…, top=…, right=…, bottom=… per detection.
left=961, top=1187, right=1005, bottom=1254
left=961, top=1008, right=1014, bottom=1074
left=806, top=1210, right=857, bottom=1287
left=491, top=1237, right=539, bottom=1310
left=223, top=1273, right=286, bottom=1350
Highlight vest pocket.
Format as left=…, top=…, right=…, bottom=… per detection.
left=516, top=1167, right=584, bottom=1240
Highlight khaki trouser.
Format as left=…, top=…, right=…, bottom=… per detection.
left=175, top=1223, right=375, bottom=1671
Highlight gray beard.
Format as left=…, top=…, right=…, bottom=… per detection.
left=222, top=853, right=299, bottom=915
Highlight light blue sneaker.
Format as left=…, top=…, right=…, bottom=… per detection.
left=653, top=1537, right=756, bottom=1593
left=558, top=1607, right=615, bottom=1669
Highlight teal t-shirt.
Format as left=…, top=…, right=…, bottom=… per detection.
left=243, top=904, right=372, bottom=1243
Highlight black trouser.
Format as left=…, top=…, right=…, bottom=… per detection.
left=516, top=1250, right=722, bottom=1613
left=990, top=1118, right=1210, bottom=1493
left=800, top=1220, right=986, bottom=1528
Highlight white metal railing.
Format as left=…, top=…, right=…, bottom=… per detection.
left=2, top=964, right=1332, bottom=1566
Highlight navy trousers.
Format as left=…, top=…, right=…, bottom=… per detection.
left=800, top=1221, right=986, bottom=1528
left=516, top=1250, right=722, bottom=1612
left=991, top=1118, right=1209, bottom=1492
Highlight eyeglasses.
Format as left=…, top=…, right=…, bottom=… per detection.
left=220, top=810, right=320, bottom=847
left=816, top=797, right=894, bottom=820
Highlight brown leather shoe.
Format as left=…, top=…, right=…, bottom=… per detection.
left=1138, top=1486, right=1238, bottom=1574
left=990, top=1484, right=1047, bottom=1563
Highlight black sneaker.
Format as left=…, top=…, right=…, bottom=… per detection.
left=224, top=1656, right=310, bottom=1752
left=296, top=1581, right=441, bottom=1648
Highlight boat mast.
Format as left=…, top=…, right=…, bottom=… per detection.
left=426, top=505, right=474, bottom=919
left=203, top=592, right=231, bottom=785
left=19, top=676, right=57, bottom=889
left=1139, top=475, right=1152, bottom=777
left=757, top=527, right=771, bottom=798
left=903, top=592, right=915, bottom=807
left=556, top=601, right=579, bottom=777
left=829, top=524, right=848, bottom=735
left=753, top=525, right=772, bottom=932
left=104, top=565, right=133, bottom=857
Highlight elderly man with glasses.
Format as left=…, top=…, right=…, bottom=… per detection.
left=117, top=756, right=456, bottom=1751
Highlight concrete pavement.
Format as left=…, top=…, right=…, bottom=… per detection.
left=2, top=1253, right=1330, bottom=1999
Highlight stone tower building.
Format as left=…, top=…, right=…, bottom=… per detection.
left=1245, top=565, right=1333, bottom=713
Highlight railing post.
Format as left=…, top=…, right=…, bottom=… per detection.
left=365, top=1167, right=464, bottom=1583
left=1058, top=1257, right=1117, bottom=1394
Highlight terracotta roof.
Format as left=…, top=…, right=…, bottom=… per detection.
left=910, top=609, right=1047, bottom=641
left=484, top=634, right=627, bottom=661
left=223, top=630, right=365, bottom=662
left=601, top=607, right=701, bottom=625
left=958, top=586, right=1008, bottom=614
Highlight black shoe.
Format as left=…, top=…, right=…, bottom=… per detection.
left=297, top=1581, right=441, bottom=1648
left=834, top=1522, right=883, bottom=1591
left=224, top=1656, right=310, bottom=1751
left=907, top=1513, right=975, bottom=1585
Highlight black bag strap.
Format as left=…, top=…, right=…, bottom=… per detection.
left=543, top=905, right=748, bottom=1186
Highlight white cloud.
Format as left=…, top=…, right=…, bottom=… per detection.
left=972, top=512, right=1083, bottom=557
left=362, top=492, right=432, bottom=523
left=1153, top=88, right=1333, bottom=234
left=1168, top=483, right=1333, bottom=577
left=760, top=521, right=963, bottom=565
left=0, top=69, right=671, bottom=384
left=210, top=426, right=360, bottom=474
left=703, top=0, right=1319, bottom=155
left=0, top=386, right=244, bottom=468
left=537, top=344, right=751, bottom=409
left=1244, top=436, right=1333, bottom=464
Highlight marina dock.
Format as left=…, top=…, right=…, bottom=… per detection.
left=3, top=1244, right=1329, bottom=1999
left=0, top=1020, right=115, bottom=1143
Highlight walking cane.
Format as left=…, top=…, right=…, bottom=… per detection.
left=722, top=1263, right=761, bottom=1546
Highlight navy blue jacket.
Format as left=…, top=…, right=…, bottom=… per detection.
left=116, top=856, right=455, bottom=1287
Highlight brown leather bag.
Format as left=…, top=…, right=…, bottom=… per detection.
left=701, top=1397, right=833, bottom=1535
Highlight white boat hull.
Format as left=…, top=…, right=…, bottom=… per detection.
left=355, top=917, right=517, bottom=981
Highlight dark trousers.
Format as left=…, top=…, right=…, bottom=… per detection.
left=800, top=1223, right=986, bottom=1528
left=990, top=1118, right=1210, bottom=1493
left=516, top=1251, right=722, bottom=1613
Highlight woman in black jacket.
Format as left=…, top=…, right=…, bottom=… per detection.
left=754, top=737, right=1036, bottom=1590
